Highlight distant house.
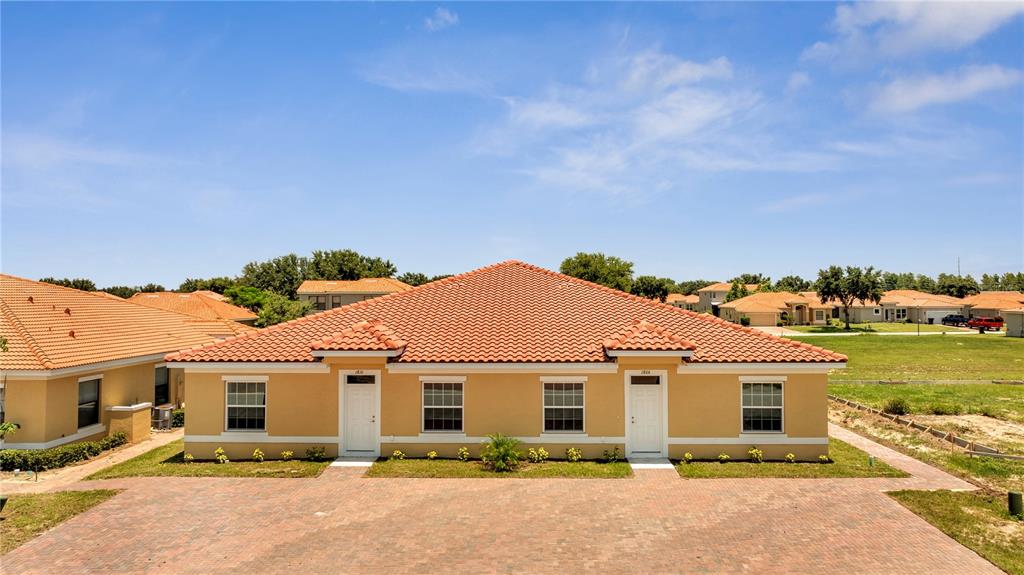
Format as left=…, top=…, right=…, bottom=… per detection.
left=1002, top=308, right=1024, bottom=337
left=296, top=278, right=413, bottom=313
left=696, top=282, right=760, bottom=315
left=129, top=292, right=257, bottom=325
left=665, top=293, right=699, bottom=311
left=961, top=291, right=1024, bottom=318
left=844, top=290, right=962, bottom=324
left=1, top=275, right=252, bottom=450
left=719, top=292, right=832, bottom=327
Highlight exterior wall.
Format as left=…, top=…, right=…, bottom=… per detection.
left=1004, top=312, right=1024, bottom=337
left=908, top=307, right=961, bottom=324
left=298, top=292, right=390, bottom=313
left=181, top=357, right=830, bottom=461
left=720, top=308, right=779, bottom=326
left=697, top=290, right=727, bottom=313
left=968, top=307, right=1006, bottom=318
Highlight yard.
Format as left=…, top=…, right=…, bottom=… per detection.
left=789, top=334, right=1024, bottom=381
left=366, top=458, right=633, bottom=478
left=675, top=438, right=906, bottom=478
left=787, top=322, right=966, bottom=334
left=86, top=440, right=329, bottom=480
left=829, top=382, right=1024, bottom=425
left=0, top=490, right=119, bottom=554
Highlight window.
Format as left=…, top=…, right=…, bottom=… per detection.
left=313, top=295, right=327, bottom=311
left=895, top=308, right=907, bottom=321
left=0, top=386, right=6, bottom=424
left=78, top=378, right=101, bottom=429
left=814, top=310, right=824, bottom=321
left=422, top=381, right=463, bottom=431
left=226, top=381, right=266, bottom=431
left=331, top=295, right=342, bottom=308
left=873, top=308, right=881, bottom=316
left=154, top=366, right=169, bottom=406
left=543, top=382, right=584, bottom=432
left=741, top=382, right=783, bottom=433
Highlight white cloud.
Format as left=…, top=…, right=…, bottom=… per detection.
left=506, top=98, right=594, bottom=130
left=786, top=71, right=811, bottom=93
left=869, top=64, right=1022, bottom=114
left=424, top=7, right=459, bottom=32
left=803, top=2, right=1024, bottom=62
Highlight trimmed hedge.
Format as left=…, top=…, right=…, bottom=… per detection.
left=171, top=409, right=185, bottom=428
left=0, top=432, right=127, bottom=472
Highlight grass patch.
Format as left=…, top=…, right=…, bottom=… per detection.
left=674, top=438, right=907, bottom=478
left=890, top=490, right=1023, bottom=575
left=790, top=335, right=1024, bottom=381
left=86, top=440, right=328, bottom=480
left=365, top=458, right=633, bottom=478
left=788, top=322, right=963, bottom=333
left=829, top=383, right=1024, bottom=424
left=1, top=490, right=119, bottom=554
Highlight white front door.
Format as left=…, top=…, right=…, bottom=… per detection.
left=629, top=374, right=663, bottom=455
left=344, top=374, right=378, bottom=454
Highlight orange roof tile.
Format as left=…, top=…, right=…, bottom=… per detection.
left=297, top=278, right=412, bottom=295
left=603, top=320, right=696, bottom=352
left=193, top=290, right=228, bottom=302
left=128, top=292, right=257, bottom=322
left=962, top=291, right=1024, bottom=310
left=1, top=274, right=254, bottom=371
left=698, top=282, right=760, bottom=293
left=720, top=291, right=812, bottom=313
left=310, top=320, right=406, bottom=352
left=169, top=261, right=844, bottom=365
left=666, top=294, right=699, bottom=305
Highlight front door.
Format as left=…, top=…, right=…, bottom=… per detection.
left=344, top=374, right=378, bottom=454
left=629, top=374, right=663, bottom=455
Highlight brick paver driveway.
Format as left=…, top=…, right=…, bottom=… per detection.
left=2, top=428, right=999, bottom=574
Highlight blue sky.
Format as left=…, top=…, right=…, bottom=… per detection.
left=2, top=2, right=1022, bottom=287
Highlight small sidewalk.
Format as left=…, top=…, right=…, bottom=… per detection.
left=0, top=429, right=183, bottom=495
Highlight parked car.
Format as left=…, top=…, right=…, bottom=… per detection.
left=941, top=314, right=969, bottom=327
left=967, top=316, right=1004, bottom=331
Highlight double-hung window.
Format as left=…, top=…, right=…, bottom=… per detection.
left=154, top=366, right=170, bottom=406
left=313, top=296, right=327, bottom=311
left=543, top=381, right=584, bottom=433
left=895, top=308, right=907, bottom=321
left=78, top=378, right=101, bottom=429
left=422, top=380, right=463, bottom=432
left=741, top=382, right=783, bottom=433
left=226, top=380, right=266, bottom=431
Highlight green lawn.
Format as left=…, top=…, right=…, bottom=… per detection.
left=674, top=438, right=906, bottom=478
left=1, top=490, right=119, bottom=554
left=890, top=490, right=1023, bottom=575
left=789, top=334, right=1024, bottom=381
left=366, top=458, right=633, bottom=478
left=829, top=382, right=1024, bottom=424
left=787, top=322, right=965, bottom=333
left=86, top=440, right=329, bottom=480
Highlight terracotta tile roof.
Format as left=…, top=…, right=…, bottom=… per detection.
left=128, top=292, right=257, bottom=322
left=91, top=291, right=125, bottom=300
left=698, top=282, right=760, bottom=293
left=720, top=291, right=814, bottom=313
left=603, top=320, right=696, bottom=352
left=665, top=294, right=699, bottom=305
left=297, top=278, right=413, bottom=295
left=168, top=261, right=844, bottom=365
left=310, top=320, right=406, bottom=352
left=1, top=274, right=254, bottom=371
left=193, top=290, right=227, bottom=302
left=962, top=291, right=1024, bottom=310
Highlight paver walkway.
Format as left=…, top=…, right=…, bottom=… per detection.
left=0, top=429, right=183, bottom=495
left=0, top=427, right=999, bottom=574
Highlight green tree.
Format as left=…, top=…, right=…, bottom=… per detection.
left=675, top=279, right=715, bottom=295
left=179, top=276, right=236, bottom=294
left=136, top=283, right=165, bottom=293
left=307, top=249, right=396, bottom=281
left=559, top=253, right=633, bottom=292
left=724, top=280, right=750, bottom=302
left=239, top=254, right=309, bottom=298
left=39, top=277, right=96, bottom=291
left=729, top=273, right=768, bottom=285
left=774, top=275, right=810, bottom=293
left=816, top=266, right=884, bottom=331
left=935, top=274, right=980, bottom=298
left=225, top=286, right=269, bottom=311
left=914, top=274, right=937, bottom=293
left=1003, top=272, right=1024, bottom=291
left=630, top=276, right=671, bottom=302
left=255, top=292, right=313, bottom=327
left=396, top=272, right=431, bottom=286
left=429, top=274, right=453, bottom=282
left=100, top=286, right=137, bottom=299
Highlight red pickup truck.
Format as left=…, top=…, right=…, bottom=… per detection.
left=967, top=316, right=1004, bottom=331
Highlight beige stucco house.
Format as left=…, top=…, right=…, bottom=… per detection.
left=0, top=275, right=253, bottom=449
left=168, top=261, right=845, bottom=462
left=665, top=293, right=699, bottom=311
left=962, top=291, right=1024, bottom=319
left=696, top=282, right=760, bottom=315
left=297, top=278, right=413, bottom=313
left=1002, top=308, right=1024, bottom=337
left=843, top=290, right=963, bottom=324
left=719, top=292, right=833, bottom=327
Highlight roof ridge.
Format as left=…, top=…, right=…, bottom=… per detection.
left=0, top=295, right=56, bottom=369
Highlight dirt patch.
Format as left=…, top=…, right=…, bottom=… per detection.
left=911, top=414, right=1024, bottom=455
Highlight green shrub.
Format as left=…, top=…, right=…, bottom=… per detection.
left=717, top=453, right=731, bottom=463
left=214, top=447, right=229, bottom=464
left=747, top=447, right=764, bottom=463
left=979, top=405, right=998, bottom=418
left=305, top=446, right=327, bottom=461
left=602, top=446, right=622, bottom=463
left=252, top=448, right=265, bottom=463
left=527, top=447, right=549, bottom=463
left=426, top=450, right=438, bottom=460
left=280, top=450, right=294, bottom=461
left=818, top=454, right=832, bottom=464
left=682, top=452, right=693, bottom=464
left=882, top=397, right=910, bottom=416
left=0, top=432, right=127, bottom=472
left=565, top=447, right=583, bottom=463
left=784, top=453, right=796, bottom=463
left=457, top=446, right=470, bottom=461
left=928, top=403, right=963, bottom=416
left=171, top=409, right=185, bottom=428
left=481, top=433, right=522, bottom=472
left=739, top=316, right=751, bottom=327
left=389, top=450, right=405, bottom=461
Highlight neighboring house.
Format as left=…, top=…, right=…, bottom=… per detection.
left=962, top=291, right=1024, bottom=319
left=297, top=278, right=413, bottom=313
left=129, top=292, right=258, bottom=325
left=696, top=283, right=760, bottom=315
left=0, top=275, right=253, bottom=449
left=167, top=261, right=845, bottom=462
left=844, top=290, right=963, bottom=324
left=719, top=292, right=832, bottom=327
left=665, top=293, right=699, bottom=311
left=1002, top=308, right=1024, bottom=338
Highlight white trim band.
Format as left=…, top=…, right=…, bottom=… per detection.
left=221, top=375, right=269, bottom=383
left=2, top=353, right=168, bottom=380
left=387, top=362, right=619, bottom=374
left=382, top=434, right=626, bottom=445
left=166, top=362, right=330, bottom=373
left=185, top=433, right=337, bottom=444
left=605, top=350, right=694, bottom=358
left=418, top=375, right=466, bottom=383
left=311, top=350, right=402, bottom=358
left=668, top=436, right=829, bottom=445
left=3, top=423, right=107, bottom=450
left=106, top=402, right=153, bottom=412
left=678, top=362, right=844, bottom=373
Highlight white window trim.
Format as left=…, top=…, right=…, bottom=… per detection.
left=541, top=377, right=586, bottom=434
left=873, top=308, right=881, bottom=315
left=740, top=380, right=784, bottom=434
left=224, top=379, right=268, bottom=432
left=421, top=377, right=465, bottom=433
left=77, top=377, right=102, bottom=430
